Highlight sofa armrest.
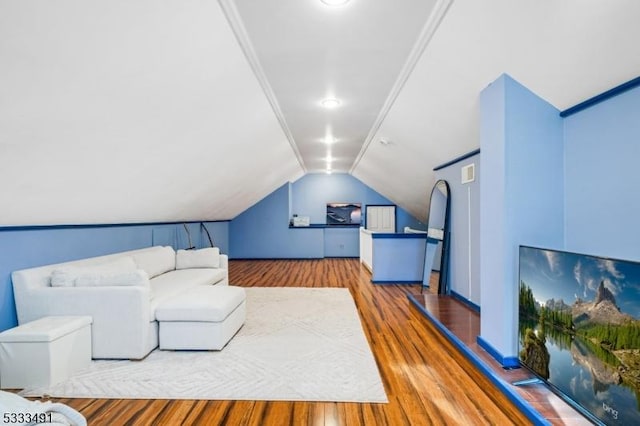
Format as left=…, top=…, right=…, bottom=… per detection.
left=219, top=254, right=229, bottom=285
left=219, top=254, right=228, bottom=270
left=20, top=286, right=153, bottom=359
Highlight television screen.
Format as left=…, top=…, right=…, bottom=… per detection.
left=518, top=246, right=640, bottom=425
left=326, top=203, right=361, bottom=225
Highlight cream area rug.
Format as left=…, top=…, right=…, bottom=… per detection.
left=20, top=287, right=388, bottom=403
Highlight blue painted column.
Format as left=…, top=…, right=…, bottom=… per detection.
left=478, top=74, right=564, bottom=365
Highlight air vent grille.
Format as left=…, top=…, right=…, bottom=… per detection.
left=461, top=163, right=475, bottom=184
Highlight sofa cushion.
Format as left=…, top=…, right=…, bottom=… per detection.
left=155, top=285, right=246, bottom=322
left=50, top=257, right=137, bottom=287
left=131, top=246, right=176, bottom=278
left=176, top=248, right=220, bottom=269
left=74, top=269, right=150, bottom=290
left=149, top=269, right=227, bottom=321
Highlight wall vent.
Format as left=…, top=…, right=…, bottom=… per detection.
left=461, top=163, right=475, bottom=184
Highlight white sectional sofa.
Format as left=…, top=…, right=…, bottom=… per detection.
left=11, top=246, right=229, bottom=360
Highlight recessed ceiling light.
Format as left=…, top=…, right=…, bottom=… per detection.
left=379, top=138, right=393, bottom=146
left=321, top=98, right=341, bottom=109
left=321, top=0, right=350, bottom=6
left=326, top=168, right=333, bottom=174
left=324, top=135, right=337, bottom=144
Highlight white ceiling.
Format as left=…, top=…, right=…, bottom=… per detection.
left=223, top=0, right=440, bottom=173
left=1, top=0, right=640, bottom=226
left=353, top=0, right=640, bottom=220
left=0, top=0, right=303, bottom=225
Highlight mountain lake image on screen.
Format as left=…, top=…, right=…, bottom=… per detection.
left=518, top=246, right=640, bottom=425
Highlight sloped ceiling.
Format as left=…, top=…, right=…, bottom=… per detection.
left=0, top=0, right=303, bottom=226
left=1, top=0, right=640, bottom=226
left=222, top=0, right=442, bottom=174
left=353, top=0, right=640, bottom=221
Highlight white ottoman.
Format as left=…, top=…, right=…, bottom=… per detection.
left=156, top=285, right=246, bottom=350
left=0, top=316, right=92, bottom=389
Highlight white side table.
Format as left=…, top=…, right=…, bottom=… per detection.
left=0, top=316, right=92, bottom=389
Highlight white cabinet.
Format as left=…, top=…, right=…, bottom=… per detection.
left=359, top=228, right=373, bottom=271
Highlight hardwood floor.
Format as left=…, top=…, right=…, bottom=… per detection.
left=409, top=294, right=591, bottom=425
left=46, top=259, right=532, bottom=425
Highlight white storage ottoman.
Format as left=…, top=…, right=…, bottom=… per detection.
left=156, top=285, right=246, bottom=351
left=0, top=316, right=92, bottom=389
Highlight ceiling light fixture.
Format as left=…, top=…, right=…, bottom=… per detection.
left=321, top=98, right=341, bottom=109
left=324, top=135, right=336, bottom=144
left=320, top=0, right=350, bottom=6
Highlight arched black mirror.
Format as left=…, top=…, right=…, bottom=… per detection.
left=422, top=179, right=451, bottom=294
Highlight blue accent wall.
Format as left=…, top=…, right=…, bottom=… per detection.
left=564, top=84, right=640, bottom=261
left=0, top=221, right=229, bottom=332
left=324, top=227, right=359, bottom=257
left=291, top=173, right=423, bottom=230
left=229, top=183, right=324, bottom=259
left=230, top=173, right=424, bottom=259
left=479, top=74, right=564, bottom=361
left=440, top=74, right=640, bottom=369
left=434, top=152, right=481, bottom=304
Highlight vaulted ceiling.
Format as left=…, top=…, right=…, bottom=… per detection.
left=1, top=0, right=639, bottom=226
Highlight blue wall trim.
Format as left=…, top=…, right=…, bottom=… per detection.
left=324, top=256, right=358, bottom=259
left=232, top=257, right=322, bottom=261
left=408, top=294, right=549, bottom=426
left=450, top=290, right=481, bottom=312
left=0, top=220, right=230, bottom=232
left=433, top=148, right=480, bottom=171
left=476, top=336, right=520, bottom=368
left=560, top=75, right=640, bottom=117
left=372, top=233, right=427, bottom=239
left=288, top=224, right=360, bottom=229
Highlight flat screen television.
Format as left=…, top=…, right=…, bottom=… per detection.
left=518, top=246, right=640, bottom=425
left=326, top=203, right=361, bottom=225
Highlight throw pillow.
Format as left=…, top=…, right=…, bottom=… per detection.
left=176, top=247, right=220, bottom=269
left=131, top=246, right=176, bottom=278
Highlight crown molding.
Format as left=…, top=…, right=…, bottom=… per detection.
left=350, top=0, right=454, bottom=173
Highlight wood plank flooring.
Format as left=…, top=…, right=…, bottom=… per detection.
left=40, top=259, right=533, bottom=425
left=409, top=294, right=592, bottom=425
